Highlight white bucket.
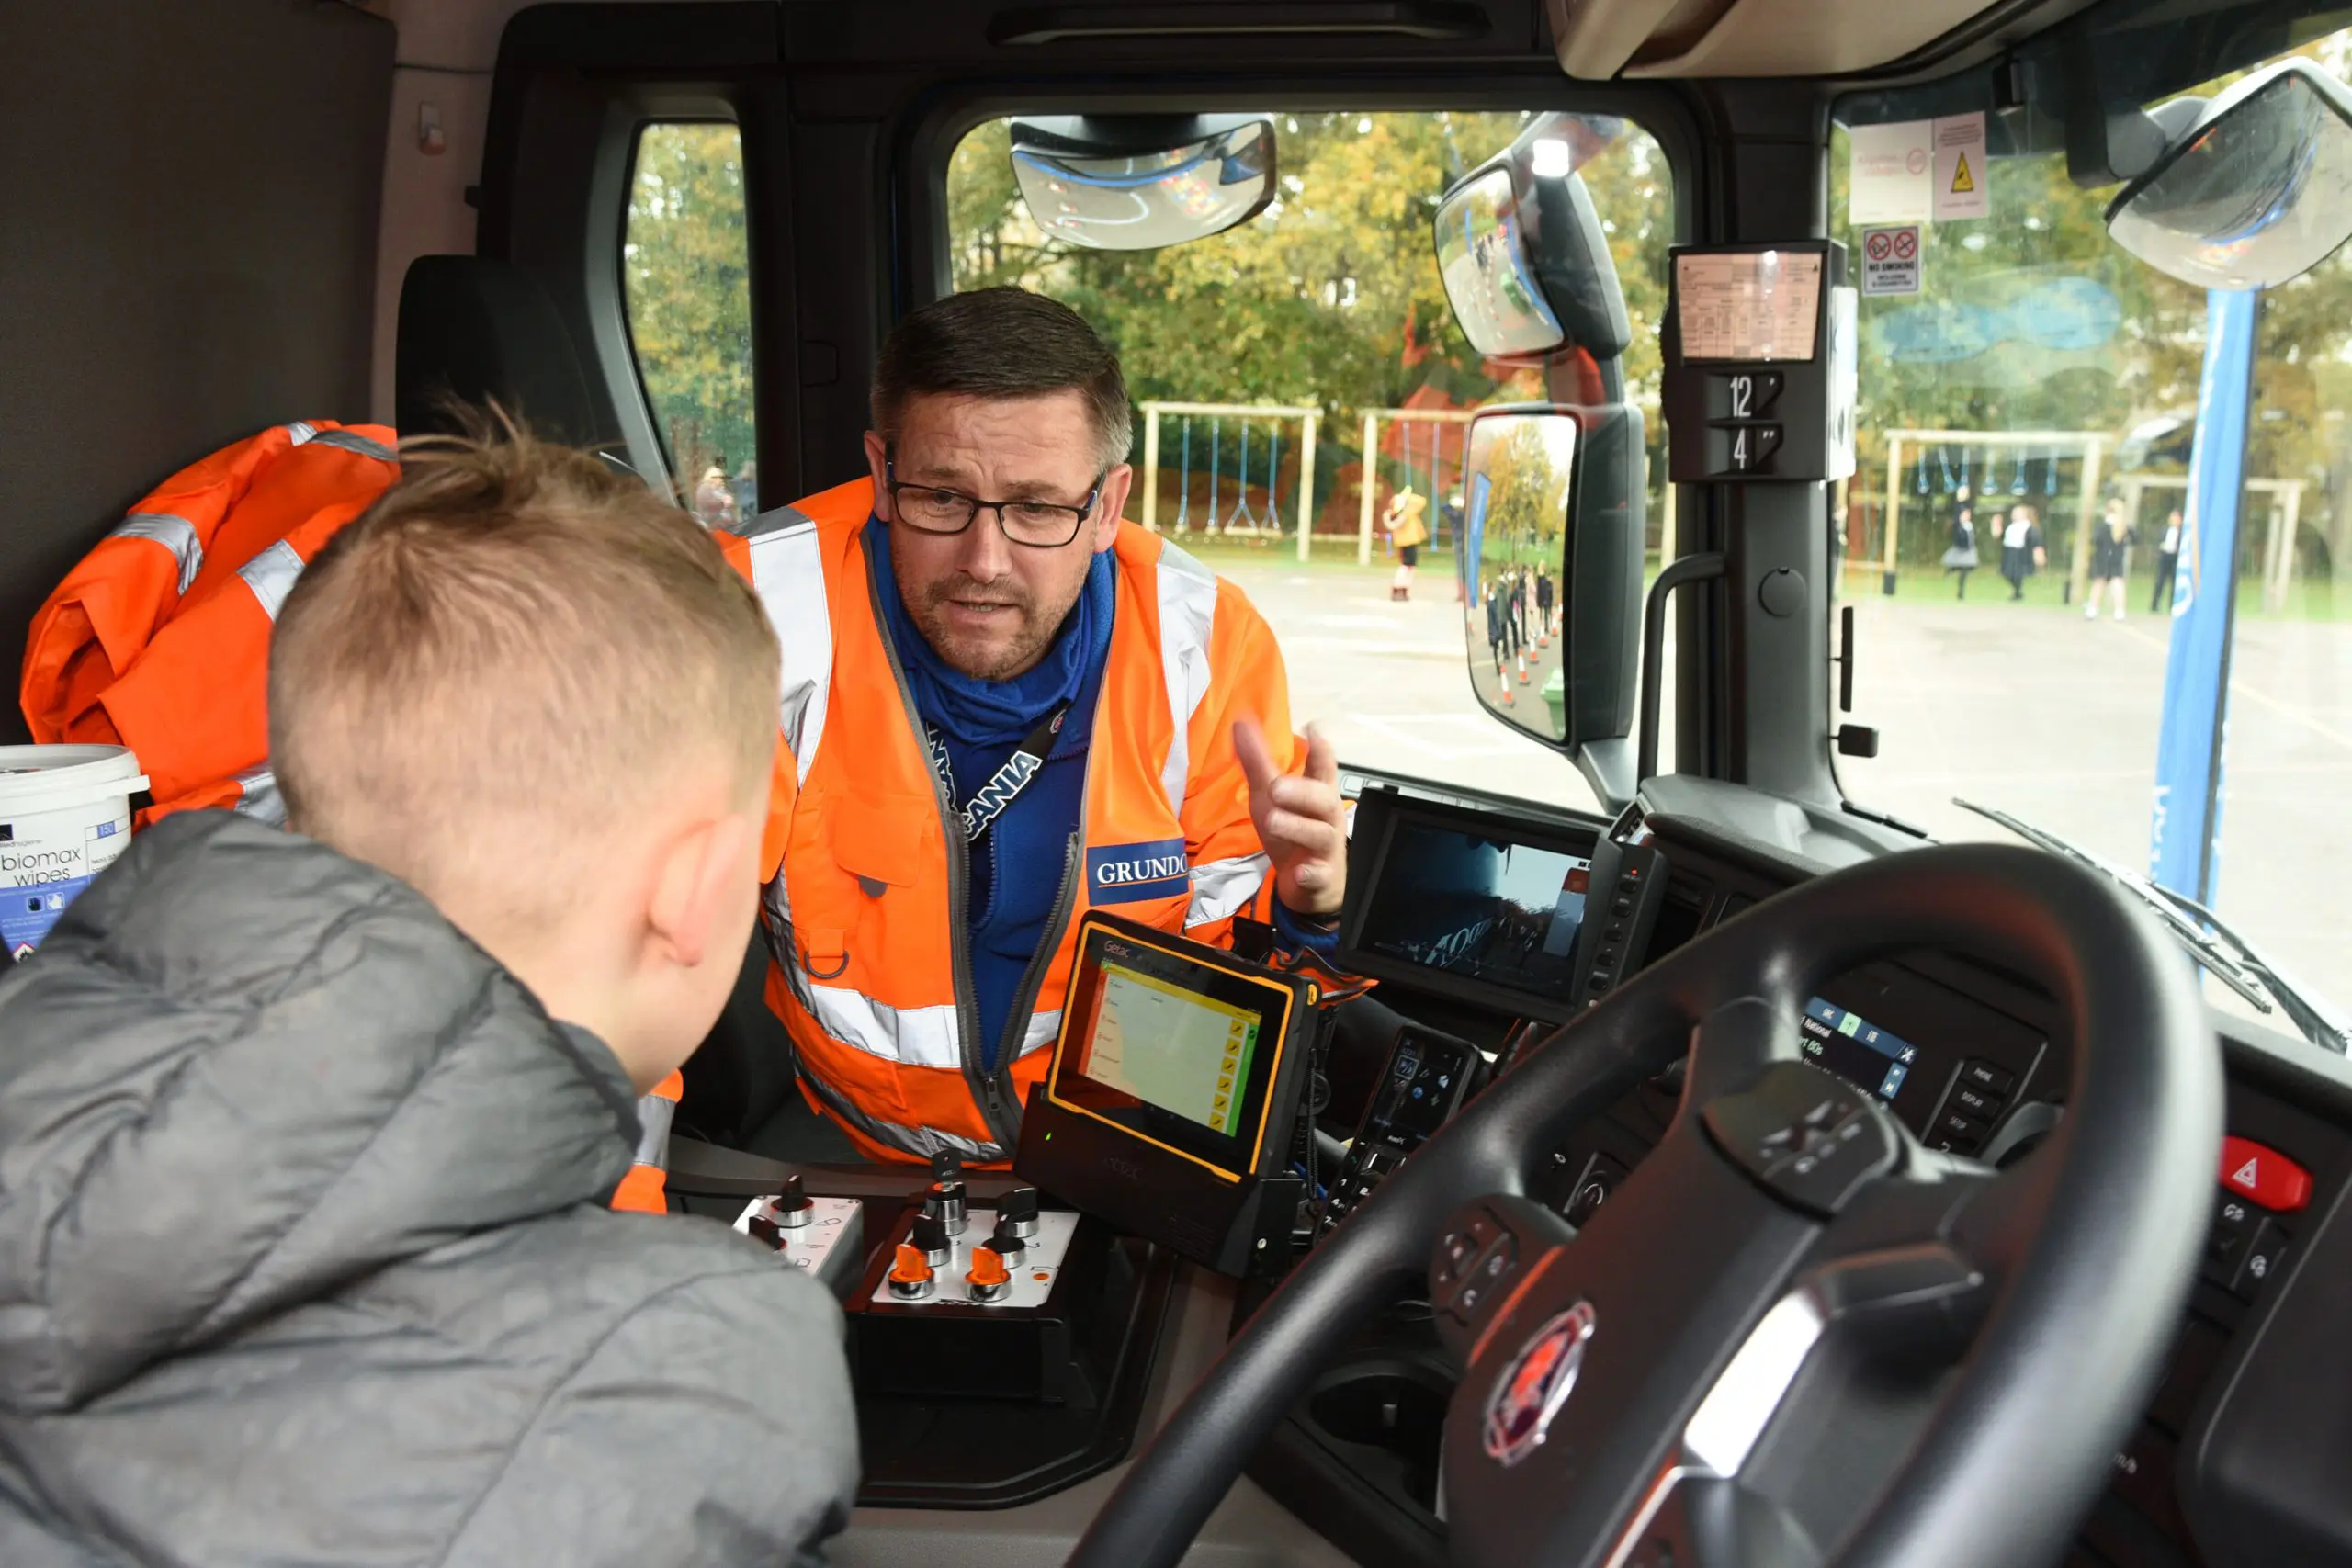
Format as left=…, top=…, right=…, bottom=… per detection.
left=0, top=745, right=150, bottom=963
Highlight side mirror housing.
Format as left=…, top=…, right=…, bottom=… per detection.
left=1432, top=115, right=1633, bottom=363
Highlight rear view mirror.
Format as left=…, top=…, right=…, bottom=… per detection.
left=1433, top=115, right=1633, bottom=363
left=1008, top=114, right=1276, bottom=252
left=1459, top=406, right=1645, bottom=804
left=2106, top=59, right=2352, bottom=290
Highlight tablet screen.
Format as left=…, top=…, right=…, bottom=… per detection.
left=1050, top=926, right=1300, bottom=1179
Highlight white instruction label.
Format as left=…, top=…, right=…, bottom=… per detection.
left=1849, top=119, right=1934, bottom=224
left=1933, top=111, right=1990, bottom=220
left=1859, top=226, right=1921, bottom=296
left=1675, top=251, right=1825, bottom=362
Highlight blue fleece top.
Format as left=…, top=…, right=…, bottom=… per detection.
left=865, top=519, right=1332, bottom=1070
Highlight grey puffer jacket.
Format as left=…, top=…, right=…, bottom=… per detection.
left=0, top=813, right=857, bottom=1566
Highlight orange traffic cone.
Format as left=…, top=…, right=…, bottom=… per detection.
left=1517, top=651, right=1531, bottom=684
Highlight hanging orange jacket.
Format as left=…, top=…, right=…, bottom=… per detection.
left=19, top=421, right=400, bottom=823
left=715, top=478, right=1301, bottom=1166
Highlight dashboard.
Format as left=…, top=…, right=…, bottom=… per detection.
left=1248, top=772, right=2352, bottom=1568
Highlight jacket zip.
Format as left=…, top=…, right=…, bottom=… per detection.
left=988, top=654, right=1115, bottom=1128
left=864, top=567, right=998, bottom=1151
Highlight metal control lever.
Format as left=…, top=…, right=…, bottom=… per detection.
left=910, top=1213, right=952, bottom=1266
left=998, top=1185, right=1042, bottom=1239
left=925, top=1150, right=968, bottom=1236
left=989, top=1212, right=1028, bottom=1260
left=773, top=1173, right=813, bottom=1229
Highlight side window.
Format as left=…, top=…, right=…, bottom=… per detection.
left=946, top=112, right=1674, bottom=809
left=623, top=121, right=757, bottom=523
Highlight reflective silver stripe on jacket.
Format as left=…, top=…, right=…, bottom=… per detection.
left=286, top=421, right=319, bottom=445
left=231, top=765, right=287, bottom=828
left=796, top=1064, right=1004, bottom=1165
left=1186, top=852, right=1271, bottom=929
left=111, top=513, right=204, bottom=596
left=631, top=1091, right=676, bottom=1170
left=1016, top=1010, right=1063, bottom=1060
left=738, top=508, right=831, bottom=786
left=237, top=540, right=304, bottom=621
left=1154, top=540, right=1220, bottom=817
left=806, top=985, right=962, bottom=1071
left=301, top=427, right=398, bottom=463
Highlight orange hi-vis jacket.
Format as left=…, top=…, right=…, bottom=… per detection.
left=716, top=478, right=1301, bottom=1165
left=19, top=421, right=400, bottom=824
left=610, top=1070, right=684, bottom=1213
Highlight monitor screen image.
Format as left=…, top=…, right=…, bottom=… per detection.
left=1078, top=960, right=1265, bottom=1139
left=1358, top=818, right=1592, bottom=999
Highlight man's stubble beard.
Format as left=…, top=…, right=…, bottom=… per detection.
left=910, top=573, right=1060, bottom=682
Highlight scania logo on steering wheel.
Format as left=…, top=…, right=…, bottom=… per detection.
left=1483, top=1301, right=1597, bottom=1467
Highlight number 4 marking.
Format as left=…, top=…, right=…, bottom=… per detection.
left=1733, top=428, right=1749, bottom=467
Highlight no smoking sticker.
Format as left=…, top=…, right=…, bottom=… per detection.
left=1860, top=225, right=1920, bottom=296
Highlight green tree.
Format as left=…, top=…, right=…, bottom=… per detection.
left=624, top=123, right=755, bottom=499
left=947, top=112, right=1675, bottom=520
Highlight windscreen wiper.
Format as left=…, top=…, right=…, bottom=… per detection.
left=1953, top=799, right=2351, bottom=1056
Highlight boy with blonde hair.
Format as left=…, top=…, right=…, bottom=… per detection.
left=0, top=422, right=857, bottom=1566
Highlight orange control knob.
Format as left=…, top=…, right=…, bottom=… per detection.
left=967, top=1244, right=1012, bottom=1302
left=888, top=1242, right=935, bottom=1300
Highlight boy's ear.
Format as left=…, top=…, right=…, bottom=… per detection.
left=647, top=810, right=758, bottom=971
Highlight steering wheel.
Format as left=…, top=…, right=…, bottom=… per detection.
left=1069, top=844, right=2222, bottom=1568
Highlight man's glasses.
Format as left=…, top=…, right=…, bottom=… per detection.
left=884, top=457, right=1107, bottom=548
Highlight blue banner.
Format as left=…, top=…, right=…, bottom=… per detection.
left=1464, top=471, right=1492, bottom=601
left=2149, top=288, right=2256, bottom=902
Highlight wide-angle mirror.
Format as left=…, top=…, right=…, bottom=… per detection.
left=1434, top=166, right=1567, bottom=357
left=1007, top=114, right=1276, bottom=252
left=2107, top=58, right=2352, bottom=290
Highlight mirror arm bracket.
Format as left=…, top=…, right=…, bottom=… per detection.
left=1637, top=550, right=1725, bottom=786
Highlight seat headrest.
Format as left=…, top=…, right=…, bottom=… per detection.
left=395, top=256, right=606, bottom=448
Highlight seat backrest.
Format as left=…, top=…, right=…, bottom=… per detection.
left=395, top=256, right=606, bottom=447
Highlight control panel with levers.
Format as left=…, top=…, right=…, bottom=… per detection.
left=871, top=1153, right=1078, bottom=1309
left=733, top=1173, right=865, bottom=1295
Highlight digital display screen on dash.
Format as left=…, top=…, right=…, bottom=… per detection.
left=1078, top=961, right=1263, bottom=1138
left=1358, top=819, right=1591, bottom=999
left=1799, top=996, right=1917, bottom=1101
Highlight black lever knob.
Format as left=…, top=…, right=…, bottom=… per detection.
left=910, top=1213, right=951, bottom=1264
left=925, top=1153, right=968, bottom=1235
left=999, top=1185, right=1041, bottom=1238
left=746, top=1213, right=787, bottom=1252
left=988, top=1212, right=1027, bottom=1259
left=773, top=1173, right=813, bottom=1228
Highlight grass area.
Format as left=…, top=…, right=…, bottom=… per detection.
left=1840, top=561, right=2347, bottom=622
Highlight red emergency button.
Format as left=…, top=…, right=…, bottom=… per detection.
left=2219, top=1135, right=2312, bottom=1213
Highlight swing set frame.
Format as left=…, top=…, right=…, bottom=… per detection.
left=1138, top=401, right=1322, bottom=559
left=1876, top=427, right=2108, bottom=603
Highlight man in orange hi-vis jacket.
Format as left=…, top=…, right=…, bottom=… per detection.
left=712, top=289, right=1349, bottom=1165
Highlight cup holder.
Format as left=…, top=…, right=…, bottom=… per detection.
left=1304, top=1363, right=1453, bottom=1512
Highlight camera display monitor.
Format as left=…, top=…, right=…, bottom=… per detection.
left=1350, top=807, right=1594, bottom=1010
